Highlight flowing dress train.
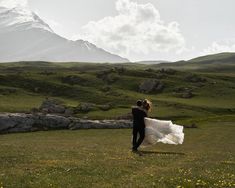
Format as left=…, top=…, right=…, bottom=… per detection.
left=142, top=117, right=184, bottom=146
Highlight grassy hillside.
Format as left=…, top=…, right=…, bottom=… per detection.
left=0, top=56, right=235, bottom=121
left=189, top=52, right=235, bottom=63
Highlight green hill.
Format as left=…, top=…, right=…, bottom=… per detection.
left=150, top=52, right=235, bottom=72
left=0, top=53, right=234, bottom=122
left=189, top=52, right=235, bottom=63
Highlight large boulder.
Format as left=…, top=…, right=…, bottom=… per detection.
left=139, top=79, right=164, bottom=93
left=39, top=99, right=66, bottom=114
left=173, top=87, right=194, bottom=99
left=0, top=113, right=35, bottom=133
left=0, top=113, right=71, bottom=133
left=33, top=114, right=71, bottom=130
left=76, top=103, right=96, bottom=113
left=0, top=114, right=17, bottom=132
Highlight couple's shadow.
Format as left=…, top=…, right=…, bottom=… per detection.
left=140, top=150, right=185, bottom=156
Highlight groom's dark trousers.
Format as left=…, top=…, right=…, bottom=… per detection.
left=132, top=107, right=147, bottom=150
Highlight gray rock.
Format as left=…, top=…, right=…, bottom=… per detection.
left=99, top=104, right=112, bottom=111
left=0, top=114, right=17, bottom=132
left=0, top=113, right=132, bottom=134
left=40, top=99, right=66, bottom=114
left=64, top=108, right=74, bottom=116
left=139, top=79, right=164, bottom=93
left=181, top=91, right=194, bottom=99
left=77, top=103, right=95, bottom=113
left=158, top=68, right=176, bottom=75
left=33, top=114, right=71, bottom=130
left=184, top=74, right=207, bottom=83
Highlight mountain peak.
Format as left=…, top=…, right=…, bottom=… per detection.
left=0, top=6, right=53, bottom=33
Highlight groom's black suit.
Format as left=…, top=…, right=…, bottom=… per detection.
left=132, top=106, right=147, bottom=150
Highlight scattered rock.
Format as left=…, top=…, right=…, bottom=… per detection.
left=97, top=71, right=119, bottom=84
left=114, top=67, right=126, bottom=74
left=98, top=104, right=112, bottom=111
left=173, top=87, right=194, bottom=98
left=139, top=79, right=164, bottom=93
left=181, top=91, right=194, bottom=99
left=61, top=75, right=87, bottom=85
left=64, top=108, right=74, bottom=116
left=76, top=103, right=95, bottom=113
left=173, top=87, right=192, bottom=93
left=39, top=99, right=66, bottom=114
left=158, top=68, right=176, bottom=75
left=184, top=74, right=207, bottom=83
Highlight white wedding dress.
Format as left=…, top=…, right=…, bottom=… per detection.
left=142, top=117, right=184, bottom=146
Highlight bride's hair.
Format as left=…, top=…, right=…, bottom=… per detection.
left=143, top=99, right=152, bottom=112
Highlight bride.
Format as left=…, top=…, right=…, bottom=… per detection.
left=141, top=99, right=184, bottom=146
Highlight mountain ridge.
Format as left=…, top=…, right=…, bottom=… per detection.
left=0, top=6, right=128, bottom=63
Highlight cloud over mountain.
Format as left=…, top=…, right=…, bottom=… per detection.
left=0, top=0, right=28, bottom=8
left=203, top=39, right=235, bottom=55
left=78, top=0, right=186, bottom=61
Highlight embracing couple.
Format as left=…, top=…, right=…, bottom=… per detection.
left=131, top=99, right=151, bottom=152
left=131, top=99, right=185, bottom=153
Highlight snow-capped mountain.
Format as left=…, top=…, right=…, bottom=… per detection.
left=0, top=6, right=128, bottom=63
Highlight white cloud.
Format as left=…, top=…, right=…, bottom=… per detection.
left=77, top=0, right=186, bottom=60
left=203, top=39, right=235, bottom=55
left=0, top=0, right=28, bottom=8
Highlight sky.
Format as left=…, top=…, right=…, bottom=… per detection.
left=0, top=0, right=235, bottom=62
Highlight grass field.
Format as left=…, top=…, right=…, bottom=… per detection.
left=0, top=117, right=234, bottom=188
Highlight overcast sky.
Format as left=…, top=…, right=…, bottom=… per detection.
left=1, top=0, right=235, bottom=61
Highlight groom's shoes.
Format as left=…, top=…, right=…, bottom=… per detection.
left=132, top=148, right=138, bottom=153
left=132, top=148, right=143, bottom=156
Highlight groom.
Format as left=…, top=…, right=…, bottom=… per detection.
left=132, top=100, right=147, bottom=152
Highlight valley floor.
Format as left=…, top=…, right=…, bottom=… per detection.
left=0, top=117, right=234, bottom=188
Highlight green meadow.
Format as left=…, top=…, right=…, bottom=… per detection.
left=0, top=117, right=234, bottom=188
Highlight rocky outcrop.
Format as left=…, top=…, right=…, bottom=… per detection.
left=0, top=113, right=132, bottom=134
left=181, top=91, right=194, bottom=99
left=184, top=74, right=207, bottom=83
left=158, top=68, right=176, bottom=75
left=173, top=87, right=194, bottom=99
left=61, top=75, right=87, bottom=86
left=0, top=113, right=70, bottom=133
left=139, top=79, right=164, bottom=93
left=36, top=99, right=112, bottom=115
left=39, top=99, right=66, bottom=114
